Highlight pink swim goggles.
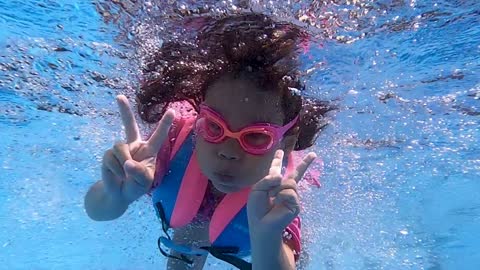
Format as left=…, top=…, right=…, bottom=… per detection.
left=195, top=104, right=299, bottom=155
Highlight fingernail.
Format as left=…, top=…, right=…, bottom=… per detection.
left=165, top=109, right=175, bottom=120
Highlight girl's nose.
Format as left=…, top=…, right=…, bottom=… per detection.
left=217, top=138, right=241, bottom=160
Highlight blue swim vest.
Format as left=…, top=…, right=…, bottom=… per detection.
left=151, top=117, right=252, bottom=269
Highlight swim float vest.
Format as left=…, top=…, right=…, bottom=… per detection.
left=150, top=116, right=321, bottom=269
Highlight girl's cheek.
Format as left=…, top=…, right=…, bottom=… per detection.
left=245, top=155, right=273, bottom=181
left=196, top=137, right=214, bottom=155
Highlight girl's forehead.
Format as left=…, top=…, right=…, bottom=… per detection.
left=204, top=76, right=284, bottom=127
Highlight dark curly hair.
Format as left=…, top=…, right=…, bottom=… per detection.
left=136, top=13, right=334, bottom=150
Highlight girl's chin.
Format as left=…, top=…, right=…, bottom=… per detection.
left=210, top=181, right=241, bottom=193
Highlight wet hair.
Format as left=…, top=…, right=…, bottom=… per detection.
left=136, top=13, right=334, bottom=150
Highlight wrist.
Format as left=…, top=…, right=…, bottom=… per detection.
left=108, top=191, right=129, bottom=206
left=85, top=180, right=129, bottom=221
left=250, top=229, right=283, bottom=247
left=249, top=224, right=284, bottom=239
left=101, top=181, right=130, bottom=207
left=250, top=231, right=292, bottom=269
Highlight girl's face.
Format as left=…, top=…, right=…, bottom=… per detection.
left=195, top=74, right=297, bottom=193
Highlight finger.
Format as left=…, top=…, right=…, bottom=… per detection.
left=272, top=189, right=300, bottom=216
left=147, top=109, right=175, bottom=153
left=124, top=159, right=152, bottom=188
left=251, top=175, right=282, bottom=192
left=290, top=152, right=316, bottom=183
left=269, top=149, right=284, bottom=176
left=103, top=149, right=126, bottom=179
left=112, top=142, right=133, bottom=166
left=268, top=179, right=298, bottom=198
left=248, top=175, right=282, bottom=223
left=117, top=95, right=141, bottom=143
left=263, top=189, right=301, bottom=228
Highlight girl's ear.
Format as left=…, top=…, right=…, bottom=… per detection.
left=282, top=126, right=300, bottom=154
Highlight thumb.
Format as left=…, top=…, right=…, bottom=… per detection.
left=124, top=159, right=152, bottom=188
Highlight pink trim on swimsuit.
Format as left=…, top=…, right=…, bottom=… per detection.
left=170, top=150, right=209, bottom=228
left=284, top=217, right=302, bottom=261
left=209, top=188, right=250, bottom=243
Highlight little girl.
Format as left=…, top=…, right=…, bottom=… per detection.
left=84, top=13, right=333, bottom=270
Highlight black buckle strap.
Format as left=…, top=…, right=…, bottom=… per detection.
left=155, top=202, right=195, bottom=265
left=155, top=202, right=252, bottom=270
left=202, top=247, right=252, bottom=270
left=157, top=237, right=195, bottom=265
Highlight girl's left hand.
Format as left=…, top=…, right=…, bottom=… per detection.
left=247, top=149, right=316, bottom=235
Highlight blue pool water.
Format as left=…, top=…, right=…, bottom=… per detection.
left=1, top=1, right=479, bottom=269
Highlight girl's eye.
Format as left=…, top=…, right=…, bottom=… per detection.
left=243, top=132, right=271, bottom=147
left=205, top=119, right=222, bottom=137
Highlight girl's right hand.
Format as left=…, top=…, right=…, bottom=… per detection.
left=101, top=95, right=175, bottom=204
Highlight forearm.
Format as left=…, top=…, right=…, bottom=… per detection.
left=84, top=180, right=129, bottom=221
left=251, top=232, right=296, bottom=270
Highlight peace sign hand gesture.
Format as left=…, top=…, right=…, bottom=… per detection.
left=247, top=150, right=316, bottom=235
left=101, top=95, right=175, bottom=204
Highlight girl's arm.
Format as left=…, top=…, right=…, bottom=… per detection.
left=251, top=232, right=296, bottom=270
left=248, top=150, right=313, bottom=270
